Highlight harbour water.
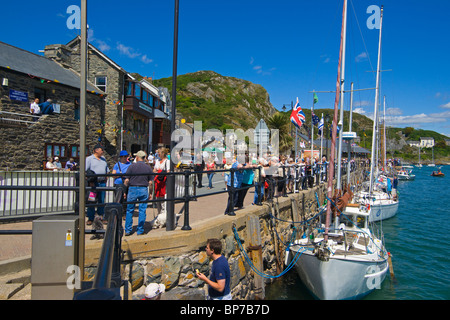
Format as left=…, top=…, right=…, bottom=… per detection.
left=265, top=166, right=450, bottom=300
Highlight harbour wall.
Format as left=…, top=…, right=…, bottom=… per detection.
left=84, top=183, right=332, bottom=300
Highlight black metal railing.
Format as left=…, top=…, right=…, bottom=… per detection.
left=0, top=160, right=365, bottom=300
left=0, top=160, right=366, bottom=223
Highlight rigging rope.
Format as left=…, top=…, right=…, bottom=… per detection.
left=232, top=226, right=306, bottom=279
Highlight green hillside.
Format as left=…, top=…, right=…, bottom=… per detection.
left=153, top=70, right=277, bottom=131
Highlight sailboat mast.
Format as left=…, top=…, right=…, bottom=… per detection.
left=311, top=92, right=314, bottom=161
left=347, top=82, right=354, bottom=186
left=383, top=95, right=387, bottom=171
left=324, top=0, right=347, bottom=243
left=336, top=0, right=348, bottom=192
left=369, top=5, right=384, bottom=196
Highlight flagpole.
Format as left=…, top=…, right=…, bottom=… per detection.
left=292, top=100, right=297, bottom=159
left=320, top=113, right=323, bottom=160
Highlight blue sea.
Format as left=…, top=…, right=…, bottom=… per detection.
left=265, top=166, right=450, bottom=300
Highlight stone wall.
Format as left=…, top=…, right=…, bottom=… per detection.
left=0, top=68, right=108, bottom=170
left=83, top=184, right=327, bottom=300
left=69, top=44, right=124, bottom=155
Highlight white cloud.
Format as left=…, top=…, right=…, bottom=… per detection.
left=355, top=52, right=368, bottom=62
left=86, top=29, right=111, bottom=52
left=354, top=100, right=371, bottom=107
left=249, top=58, right=274, bottom=76
left=353, top=108, right=366, bottom=115
left=116, top=42, right=153, bottom=65
left=96, top=40, right=111, bottom=52
left=386, top=108, right=403, bottom=116
left=440, top=102, right=450, bottom=109
left=385, top=111, right=450, bottom=126
left=117, top=42, right=141, bottom=59
left=141, top=54, right=153, bottom=64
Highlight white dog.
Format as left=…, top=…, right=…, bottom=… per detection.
left=151, top=211, right=181, bottom=229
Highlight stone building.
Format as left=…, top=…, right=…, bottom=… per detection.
left=45, top=37, right=171, bottom=156
left=0, top=41, right=106, bottom=170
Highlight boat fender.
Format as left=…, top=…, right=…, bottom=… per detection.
left=284, top=247, right=291, bottom=266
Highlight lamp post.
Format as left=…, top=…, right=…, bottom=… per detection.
left=325, top=114, right=330, bottom=161
left=78, top=0, right=88, bottom=280
left=166, top=0, right=179, bottom=231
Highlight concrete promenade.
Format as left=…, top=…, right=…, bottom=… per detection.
left=0, top=183, right=254, bottom=263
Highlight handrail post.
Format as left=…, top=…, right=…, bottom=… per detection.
left=181, top=170, right=192, bottom=230
left=74, top=172, right=80, bottom=213
left=256, top=166, right=262, bottom=205
left=73, top=203, right=123, bottom=300
left=282, top=166, right=288, bottom=197
left=226, top=168, right=236, bottom=216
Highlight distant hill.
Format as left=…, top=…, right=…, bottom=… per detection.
left=151, top=70, right=449, bottom=162
left=153, top=71, right=277, bottom=131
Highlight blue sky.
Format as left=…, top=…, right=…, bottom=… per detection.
left=1, top=0, right=449, bottom=136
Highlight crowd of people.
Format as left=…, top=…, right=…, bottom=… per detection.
left=85, top=144, right=171, bottom=236
left=45, top=156, right=78, bottom=171
left=72, top=143, right=365, bottom=234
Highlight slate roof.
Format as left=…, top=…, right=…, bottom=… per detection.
left=0, top=41, right=103, bottom=94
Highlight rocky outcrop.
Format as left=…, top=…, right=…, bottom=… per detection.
left=154, top=71, right=277, bottom=131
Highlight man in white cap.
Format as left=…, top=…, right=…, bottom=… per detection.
left=144, top=283, right=165, bottom=300
left=85, top=144, right=109, bottom=225
left=123, top=150, right=153, bottom=236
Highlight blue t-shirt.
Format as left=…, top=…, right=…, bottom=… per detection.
left=113, top=161, right=131, bottom=184
left=227, top=162, right=244, bottom=188
left=208, top=255, right=231, bottom=298
left=242, top=168, right=254, bottom=185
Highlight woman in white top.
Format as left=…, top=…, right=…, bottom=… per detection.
left=153, top=147, right=170, bottom=217
left=45, top=157, right=58, bottom=171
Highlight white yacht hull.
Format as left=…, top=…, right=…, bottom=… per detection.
left=397, top=174, right=415, bottom=180
left=354, top=191, right=399, bottom=222
left=291, top=245, right=388, bottom=300
left=369, top=200, right=399, bottom=222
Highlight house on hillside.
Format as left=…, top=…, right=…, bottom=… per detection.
left=0, top=41, right=105, bottom=170
left=420, top=137, right=434, bottom=148
left=408, top=140, right=420, bottom=148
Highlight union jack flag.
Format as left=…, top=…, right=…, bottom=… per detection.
left=290, top=97, right=306, bottom=129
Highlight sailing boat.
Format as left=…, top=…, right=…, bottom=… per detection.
left=428, top=146, right=436, bottom=166
left=417, top=145, right=422, bottom=167
left=351, top=34, right=399, bottom=223
left=289, top=1, right=388, bottom=300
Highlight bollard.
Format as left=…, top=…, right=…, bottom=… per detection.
left=181, top=170, right=192, bottom=230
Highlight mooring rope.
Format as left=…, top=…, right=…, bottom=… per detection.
left=232, top=226, right=306, bottom=279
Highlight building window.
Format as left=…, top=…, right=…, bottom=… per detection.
left=149, top=94, right=154, bottom=107
left=142, top=90, right=148, bottom=105
left=74, top=98, right=80, bottom=121
left=126, top=81, right=133, bottom=96
left=95, top=76, right=107, bottom=93
left=134, top=83, right=141, bottom=99
left=34, top=87, right=47, bottom=102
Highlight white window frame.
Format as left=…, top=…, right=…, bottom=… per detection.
left=95, top=76, right=107, bottom=93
